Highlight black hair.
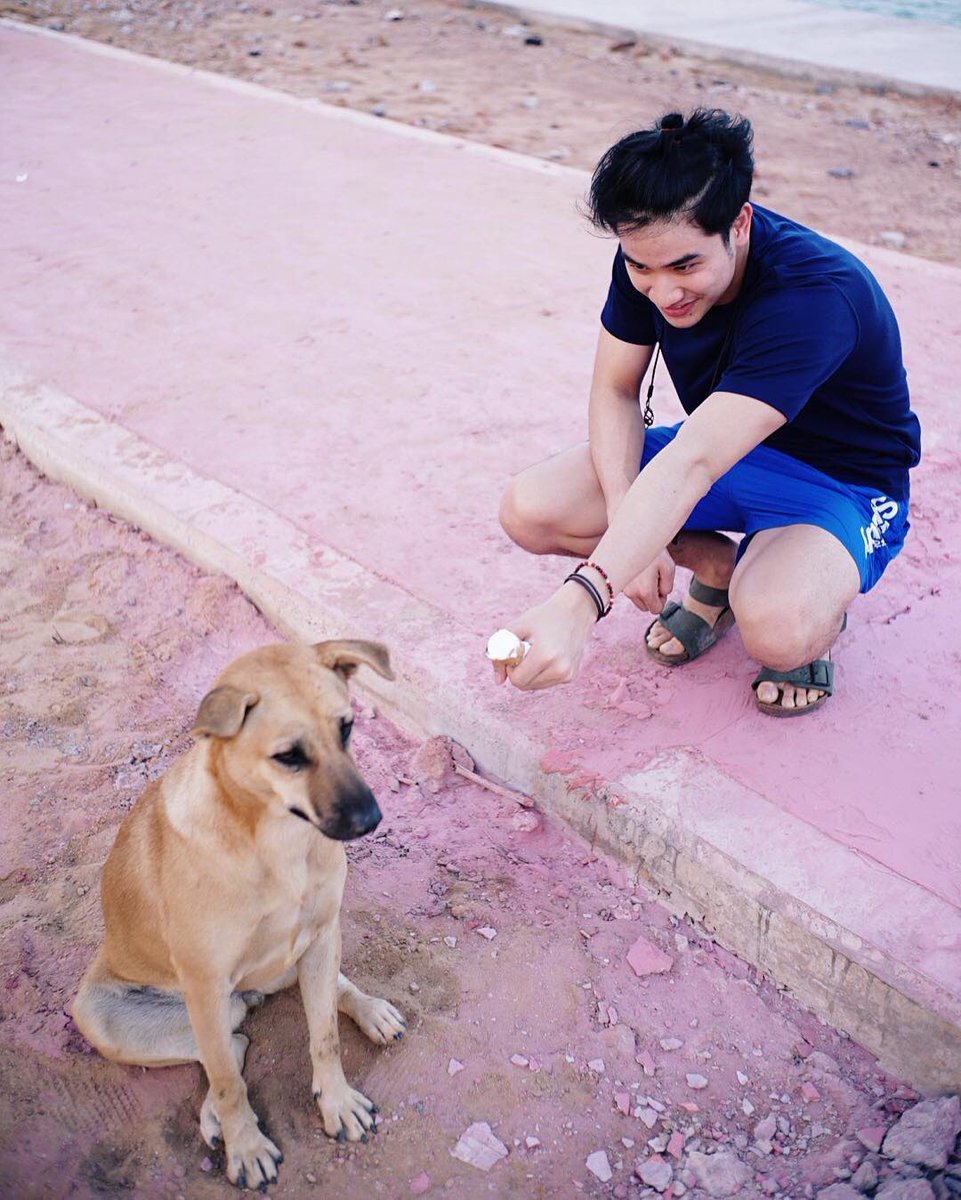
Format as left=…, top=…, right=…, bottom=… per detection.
left=588, top=109, right=754, bottom=241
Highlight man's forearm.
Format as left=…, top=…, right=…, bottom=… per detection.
left=588, top=385, right=645, bottom=521
left=590, top=437, right=713, bottom=595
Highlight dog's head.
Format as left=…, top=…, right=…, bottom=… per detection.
left=191, top=640, right=393, bottom=841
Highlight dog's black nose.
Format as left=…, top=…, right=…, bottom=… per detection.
left=325, top=786, right=382, bottom=841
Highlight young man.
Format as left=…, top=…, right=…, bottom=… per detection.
left=495, top=109, right=920, bottom=715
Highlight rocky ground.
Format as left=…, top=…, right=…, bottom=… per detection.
left=4, top=0, right=960, bottom=267
left=1, top=432, right=961, bottom=1197
left=2, top=2, right=961, bottom=1197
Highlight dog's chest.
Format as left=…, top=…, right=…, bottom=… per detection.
left=269, top=876, right=334, bottom=952
left=234, top=852, right=343, bottom=987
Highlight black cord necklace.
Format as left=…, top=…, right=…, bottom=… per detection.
left=642, top=304, right=741, bottom=428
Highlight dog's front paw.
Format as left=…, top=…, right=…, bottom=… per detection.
left=347, top=994, right=408, bottom=1045
left=224, top=1122, right=283, bottom=1190
left=313, top=1082, right=378, bottom=1143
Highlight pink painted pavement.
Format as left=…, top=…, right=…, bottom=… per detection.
left=2, top=24, right=960, bottom=1022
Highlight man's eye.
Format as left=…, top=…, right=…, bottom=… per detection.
left=272, top=745, right=310, bottom=771
left=339, top=718, right=353, bottom=749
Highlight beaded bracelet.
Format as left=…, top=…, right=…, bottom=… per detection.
left=576, top=560, right=615, bottom=615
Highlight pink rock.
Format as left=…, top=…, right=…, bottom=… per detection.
left=511, top=810, right=540, bottom=833
left=409, top=1172, right=431, bottom=1194
left=586, top=1150, right=613, bottom=1182
left=679, top=1101, right=700, bottom=1114
left=667, top=1131, right=686, bottom=1159
left=636, top=1049, right=657, bottom=1076
left=635, top=1154, right=673, bottom=1192
left=856, top=1125, right=888, bottom=1152
left=615, top=1091, right=631, bottom=1115
left=409, top=735, right=472, bottom=791
left=451, top=1122, right=508, bottom=1171
left=626, top=934, right=673, bottom=977
left=801, top=1081, right=821, bottom=1102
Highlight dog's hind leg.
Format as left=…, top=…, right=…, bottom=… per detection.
left=73, top=969, right=255, bottom=1068
left=337, top=972, right=407, bottom=1045
left=73, top=975, right=202, bottom=1067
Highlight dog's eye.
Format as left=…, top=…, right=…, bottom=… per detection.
left=339, top=718, right=353, bottom=749
left=272, top=744, right=310, bottom=771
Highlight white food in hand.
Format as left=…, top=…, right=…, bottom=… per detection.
left=486, top=628, right=531, bottom=665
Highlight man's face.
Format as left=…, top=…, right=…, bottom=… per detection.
left=618, top=205, right=752, bottom=328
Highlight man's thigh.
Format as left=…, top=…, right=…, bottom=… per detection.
left=731, top=523, right=860, bottom=624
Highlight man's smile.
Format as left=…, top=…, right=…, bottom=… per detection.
left=662, top=298, right=697, bottom=320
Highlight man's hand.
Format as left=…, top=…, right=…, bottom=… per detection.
left=621, top=547, right=675, bottom=614
left=491, top=583, right=598, bottom=692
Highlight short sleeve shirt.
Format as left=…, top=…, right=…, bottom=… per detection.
left=600, top=205, right=921, bottom=501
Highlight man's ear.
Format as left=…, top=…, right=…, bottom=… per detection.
left=192, top=686, right=260, bottom=738
left=731, top=201, right=753, bottom=247
left=312, top=639, right=394, bottom=682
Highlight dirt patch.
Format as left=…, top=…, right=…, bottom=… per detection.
left=4, top=0, right=960, bottom=266
left=0, top=436, right=954, bottom=1198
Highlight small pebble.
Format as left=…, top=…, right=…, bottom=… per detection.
left=586, top=1150, right=612, bottom=1183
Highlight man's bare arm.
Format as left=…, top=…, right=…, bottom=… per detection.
left=497, top=389, right=788, bottom=691
left=588, top=328, right=654, bottom=521
left=591, top=389, right=788, bottom=596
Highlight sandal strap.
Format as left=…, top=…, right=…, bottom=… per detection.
left=752, top=660, right=835, bottom=695
left=656, top=600, right=731, bottom=661
left=688, top=577, right=730, bottom=608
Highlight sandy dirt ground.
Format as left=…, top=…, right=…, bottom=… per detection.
left=4, top=0, right=960, bottom=267
left=3, top=2, right=961, bottom=1198
left=0, top=439, right=959, bottom=1197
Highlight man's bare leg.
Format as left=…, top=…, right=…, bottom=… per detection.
left=731, top=524, right=858, bottom=711
left=499, top=443, right=607, bottom=557
left=648, top=525, right=858, bottom=710
left=501, top=450, right=859, bottom=711
left=645, top=530, right=738, bottom=657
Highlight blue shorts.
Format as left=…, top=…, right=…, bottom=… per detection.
left=642, top=424, right=910, bottom=594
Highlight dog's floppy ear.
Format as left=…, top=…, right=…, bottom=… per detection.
left=313, top=640, right=394, bottom=682
left=192, top=686, right=260, bottom=738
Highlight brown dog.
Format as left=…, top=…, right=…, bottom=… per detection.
left=72, top=640, right=406, bottom=1189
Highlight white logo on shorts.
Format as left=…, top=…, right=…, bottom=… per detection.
left=861, top=495, right=899, bottom=556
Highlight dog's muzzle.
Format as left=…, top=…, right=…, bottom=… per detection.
left=323, top=783, right=383, bottom=842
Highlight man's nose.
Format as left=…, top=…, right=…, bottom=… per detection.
left=650, top=277, right=684, bottom=308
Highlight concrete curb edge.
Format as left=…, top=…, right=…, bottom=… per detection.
left=2, top=371, right=958, bottom=1091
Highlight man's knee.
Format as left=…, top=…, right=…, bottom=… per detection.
left=735, top=597, right=819, bottom=670
left=499, top=475, right=560, bottom=555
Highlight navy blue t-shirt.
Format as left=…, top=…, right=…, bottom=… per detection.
left=600, top=205, right=921, bottom=501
